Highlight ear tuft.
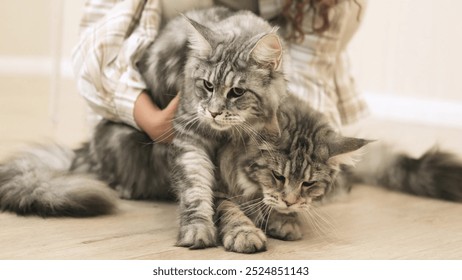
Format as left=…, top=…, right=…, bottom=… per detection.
left=183, top=16, right=213, bottom=57
left=327, top=137, right=373, bottom=169
left=250, top=33, right=283, bottom=70
left=328, top=149, right=364, bottom=169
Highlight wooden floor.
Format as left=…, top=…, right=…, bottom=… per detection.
left=2, top=185, right=462, bottom=260
left=1, top=77, right=462, bottom=260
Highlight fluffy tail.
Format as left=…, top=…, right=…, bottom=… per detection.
left=0, top=144, right=117, bottom=217
left=349, top=143, right=462, bottom=202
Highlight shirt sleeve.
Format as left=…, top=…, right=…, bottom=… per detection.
left=72, top=0, right=162, bottom=129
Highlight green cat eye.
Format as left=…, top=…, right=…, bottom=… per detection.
left=203, top=80, right=214, bottom=92
left=227, top=87, right=246, bottom=99
left=271, top=170, right=285, bottom=183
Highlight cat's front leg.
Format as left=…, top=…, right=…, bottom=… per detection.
left=215, top=198, right=267, bottom=254
left=173, top=146, right=217, bottom=249
left=266, top=211, right=303, bottom=241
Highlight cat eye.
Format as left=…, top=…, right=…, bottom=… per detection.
left=302, top=181, right=317, bottom=188
left=203, top=80, right=214, bottom=92
left=227, top=87, right=246, bottom=99
left=271, top=170, right=286, bottom=183
left=309, top=186, right=325, bottom=198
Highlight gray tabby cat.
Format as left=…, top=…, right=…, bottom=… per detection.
left=142, top=7, right=286, bottom=248
left=214, top=94, right=369, bottom=253
left=0, top=7, right=286, bottom=249
left=214, top=94, right=462, bottom=254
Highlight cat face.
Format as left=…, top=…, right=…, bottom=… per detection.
left=241, top=99, right=370, bottom=214
left=245, top=142, right=338, bottom=214
left=184, top=17, right=285, bottom=132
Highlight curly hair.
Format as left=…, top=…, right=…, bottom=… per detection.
left=281, top=0, right=362, bottom=42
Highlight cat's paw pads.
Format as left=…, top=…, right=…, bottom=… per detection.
left=177, top=222, right=217, bottom=249
left=267, top=220, right=302, bottom=241
left=223, top=225, right=267, bottom=254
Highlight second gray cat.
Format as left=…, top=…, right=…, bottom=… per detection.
left=214, top=94, right=462, bottom=253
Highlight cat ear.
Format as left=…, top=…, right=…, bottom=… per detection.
left=250, top=33, right=283, bottom=71
left=183, top=16, right=213, bottom=57
left=327, top=136, right=372, bottom=169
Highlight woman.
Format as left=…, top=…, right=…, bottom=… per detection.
left=72, top=0, right=368, bottom=141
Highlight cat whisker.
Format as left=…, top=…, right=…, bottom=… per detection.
left=141, top=114, right=200, bottom=144
left=153, top=128, right=176, bottom=143
left=241, top=202, right=266, bottom=223
left=240, top=202, right=265, bottom=217
left=299, top=211, right=322, bottom=237
left=263, top=206, right=274, bottom=234
left=139, top=140, right=156, bottom=147
left=232, top=126, right=247, bottom=153
left=299, top=206, right=336, bottom=239
left=239, top=123, right=277, bottom=162
left=214, top=197, right=262, bottom=225
left=240, top=124, right=266, bottom=145
left=172, top=116, right=200, bottom=140
left=214, top=207, right=237, bottom=224
left=254, top=204, right=270, bottom=229
left=239, top=198, right=264, bottom=210
left=237, top=197, right=263, bottom=206
left=153, top=121, right=187, bottom=143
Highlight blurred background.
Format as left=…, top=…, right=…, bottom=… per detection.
left=0, top=0, right=461, bottom=157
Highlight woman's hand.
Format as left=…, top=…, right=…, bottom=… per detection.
left=134, top=92, right=179, bottom=143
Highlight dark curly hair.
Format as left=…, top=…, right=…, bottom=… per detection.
left=281, top=0, right=362, bottom=42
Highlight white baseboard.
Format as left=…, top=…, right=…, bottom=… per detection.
left=364, top=92, right=462, bottom=129
left=0, top=55, right=73, bottom=78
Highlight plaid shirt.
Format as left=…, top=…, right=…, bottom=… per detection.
left=73, top=0, right=368, bottom=129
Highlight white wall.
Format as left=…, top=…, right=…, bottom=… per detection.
left=348, top=0, right=462, bottom=127
left=0, top=0, right=88, bottom=146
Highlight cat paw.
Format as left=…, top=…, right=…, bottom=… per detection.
left=267, top=219, right=302, bottom=241
left=176, top=222, right=217, bottom=249
left=222, top=225, right=267, bottom=254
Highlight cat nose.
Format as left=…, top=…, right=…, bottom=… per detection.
left=283, top=194, right=297, bottom=206
left=283, top=199, right=296, bottom=207
left=209, top=110, right=223, bottom=118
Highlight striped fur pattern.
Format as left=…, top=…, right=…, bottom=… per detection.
left=71, top=121, right=174, bottom=201
left=0, top=7, right=287, bottom=251
left=216, top=95, right=369, bottom=253
left=139, top=7, right=287, bottom=249
left=348, top=144, right=462, bottom=202
left=217, top=95, right=462, bottom=253
left=0, top=143, right=117, bottom=217
left=0, top=120, right=174, bottom=217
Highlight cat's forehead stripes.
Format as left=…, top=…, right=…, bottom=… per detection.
left=206, top=62, right=244, bottom=88
left=296, top=155, right=310, bottom=179
left=223, top=66, right=237, bottom=87
left=205, top=34, right=261, bottom=84
left=291, top=150, right=311, bottom=180
left=210, top=42, right=226, bottom=62
left=278, top=149, right=313, bottom=184
left=283, top=161, right=291, bottom=178
left=303, top=163, right=312, bottom=182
